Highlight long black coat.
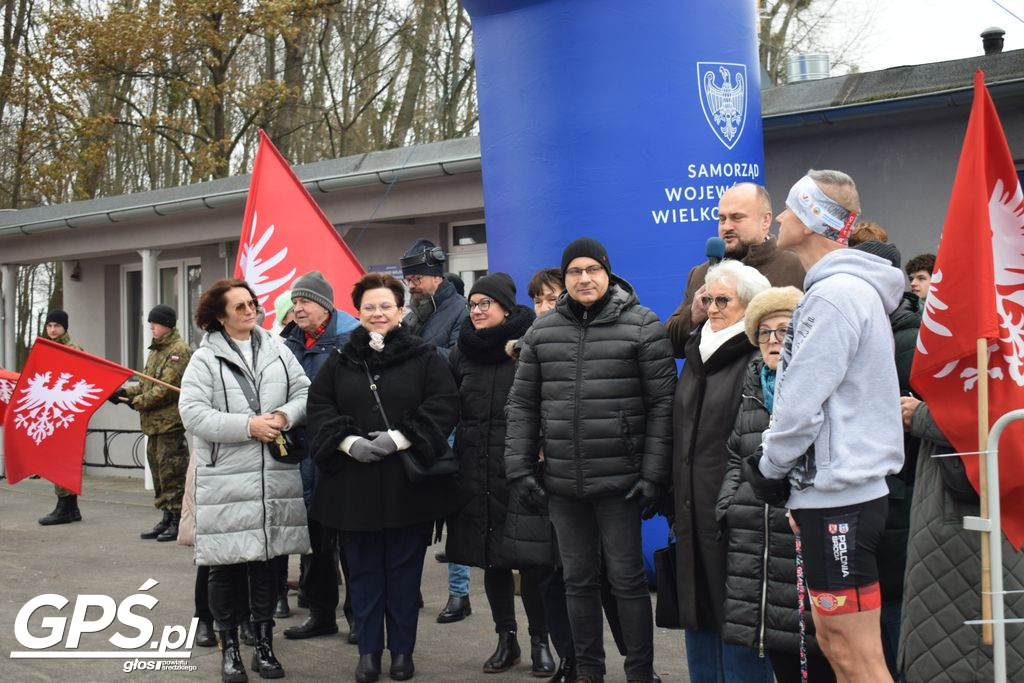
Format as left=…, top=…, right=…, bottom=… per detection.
left=505, top=278, right=677, bottom=498
left=445, top=306, right=536, bottom=569
left=671, top=324, right=758, bottom=631
left=716, top=358, right=823, bottom=656
left=308, top=325, right=460, bottom=532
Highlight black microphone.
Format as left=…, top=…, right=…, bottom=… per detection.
left=706, top=236, right=726, bottom=265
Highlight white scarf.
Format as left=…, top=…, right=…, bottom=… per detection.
left=698, top=319, right=746, bottom=363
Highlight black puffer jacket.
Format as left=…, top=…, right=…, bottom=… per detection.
left=716, top=358, right=823, bottom=657
left=446, top=306, right=536, bottom=569
left=505, top=277, right=677, bottom=498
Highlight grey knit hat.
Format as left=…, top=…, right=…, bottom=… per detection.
left=744, top=286, right=803, bottom=346
left=291, top=271, right=334, bottom=313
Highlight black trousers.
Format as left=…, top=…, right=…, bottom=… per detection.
left=483, top=566, right=550, bottom=636
left=195, top=565, right=213, bottom=623
left=768, top=649, right=837, bottom=683
left=541, top=563, right=628, bottom=661
left=299, top=518, right=353, bottom=620
left=208, top=560, right=277, bottom=630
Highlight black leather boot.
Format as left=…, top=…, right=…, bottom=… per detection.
left=547, top=658, right=576, bottom=683
left=389, top=652, right=414, bottom=681
left=436, top=594, right=471, bottom=624
left=250, top=622, right=284, bottom=679
left=345, top=614, right=358, bottom=645
left=530, top=634, right=555, bottom=676
left=273, top=595, right=290, bottom=619
left=483, top=630, right=521, bottom=673
left=141, top=511, right=172, bottom=539
left=240, top=620, right=256, bottom=646
left=216, top=629, right=248, bottom=683
left=282, top=613, right=337, bottom=640
left=355, top=651, right=382, bottom=683
left=68, top=495, right=82, bottom=522
left=196, top=620, right=216, bottom=647
left=39, top=496, right=74, bottom=526
left=574, top=676, right=604, bottom=683
left=156, top=514, right=180, bottom=542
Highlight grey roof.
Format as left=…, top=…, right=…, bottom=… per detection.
left=0, top=136, right=481, bottom=236
left=762, top=48, right=1024, bottom=118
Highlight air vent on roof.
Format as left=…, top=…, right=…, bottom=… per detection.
left=786, top=53, right=831, bottom=83
left=982, top=27, right=1005, bottom=55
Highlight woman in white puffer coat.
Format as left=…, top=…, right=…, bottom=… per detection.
left=179, top=278, right=310, bottom=683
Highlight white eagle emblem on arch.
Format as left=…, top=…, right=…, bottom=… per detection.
left=12, top=371, right=102, bottom=445
left=697, top=62, right=747, bottom=150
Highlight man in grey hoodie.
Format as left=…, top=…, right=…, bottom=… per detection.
left=745, top=170, right=905, bottom=683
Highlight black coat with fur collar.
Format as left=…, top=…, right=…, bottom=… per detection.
left=445, top=305, right=536, bottom=569
left=308, top=325, right=460, bottom=532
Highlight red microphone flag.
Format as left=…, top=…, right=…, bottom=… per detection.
left=3, top=339, right=133, bottom=493
left=910, top=69, right=1024, bottom=549
left=235, top=130, right=364, bottom=326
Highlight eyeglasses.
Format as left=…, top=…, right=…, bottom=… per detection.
left=700, top=295, right=733, bottom=309
left=232, top=299, right=261, bottom=313
left=468, top=298, right=495, bottom=312
left=757, top=326, right=791, bottom=343
left=361, top=302, right=398, bottom=314
left=565, top=265, right=604, bottom=278
left=403, top=275, right=425, bottom=285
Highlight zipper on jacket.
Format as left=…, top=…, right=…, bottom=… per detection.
left=758, top=502, right=770, bottom=657
left=573, top=322, right=586, bottom=495
left=255, top=369, right=271, bottom=561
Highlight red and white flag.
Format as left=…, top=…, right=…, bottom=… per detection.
left=911, top=69, right=1024, bottom=549
left=235, top=130, right=364, bottom=326
left=0, top=368, right=17, bottom=422
left=3, top=339, right=132, bottom=493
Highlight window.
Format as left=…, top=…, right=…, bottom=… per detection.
left=122, top=258, right=201, bottom=367
left=447, top=220, right=488, bottom=288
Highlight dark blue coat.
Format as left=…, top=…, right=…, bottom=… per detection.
left=402, top=277, right=467, bottom=359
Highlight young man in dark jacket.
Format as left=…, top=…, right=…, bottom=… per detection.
left=280, top=271, right=360, bottom=643
left=505, top=237, right=677, bottom=683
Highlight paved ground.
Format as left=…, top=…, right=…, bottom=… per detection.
left=0, top=473, right=691, bottom=682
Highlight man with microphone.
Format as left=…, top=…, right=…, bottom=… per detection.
left=665, top=182, right=805, bottom=356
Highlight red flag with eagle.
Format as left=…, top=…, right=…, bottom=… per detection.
left=3, top=339, right=132, bottom=493
left=0, top=368, right=17, bottom=422
left=235, top=130, right=364, bottom=326
left=910, top=69, right=1024, bottom=549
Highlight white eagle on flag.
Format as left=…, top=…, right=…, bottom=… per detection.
left=919, top=177, right=1024, bottom=391
left=12, top=371, right=102, bottom=445
left=239, top=211, right=296, bottom=318
left=0, top=377, right=13, bottom=405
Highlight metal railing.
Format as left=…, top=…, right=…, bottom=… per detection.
left=83, top=428, right=146, bottom=470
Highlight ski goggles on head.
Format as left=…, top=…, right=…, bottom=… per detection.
left=785, top=175, right=858, bottom=245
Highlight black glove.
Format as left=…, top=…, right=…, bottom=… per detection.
left=107, top=388, right=130, bottom=406
left=625, top=478, right=662, bottom=520
left=743, top=453, right=791, bottom=505
left=348, top=437, right=387, bottom=464
left=367, top=430, right=399, bottom=455
left=512, top=475, right=548, bottom=513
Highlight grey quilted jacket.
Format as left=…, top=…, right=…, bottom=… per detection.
left=505, top=278, right=677, bottom=498
left=179, top=327, right=312, bottom=566
left=898, top=402, right=1024, bottom=681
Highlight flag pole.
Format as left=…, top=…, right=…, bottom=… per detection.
left=977, top=337, right=993, bottom=645
left=131, top=371, right=181, bottom=393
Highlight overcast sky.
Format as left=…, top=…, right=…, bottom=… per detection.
left=849, top=0, right=1023, bottom=71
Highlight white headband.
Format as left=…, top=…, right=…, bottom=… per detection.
left=785, top=176, right=858, bottom=245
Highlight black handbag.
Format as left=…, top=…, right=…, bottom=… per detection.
left=222, top=356, right=307, bottom=465
left=653, top=538, right=682, bottom=629
left=362, top=362, right=458, bottom=481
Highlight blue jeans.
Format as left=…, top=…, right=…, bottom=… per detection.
left=548, top=493, right=653, bottom=680
left=684, top=628, right=774, bottom=683
left=448, top=562, right=470, bottom=597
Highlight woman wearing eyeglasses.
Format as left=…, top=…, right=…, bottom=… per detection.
left=714, top=287, right=836, bottom=682
left=307, top=272, right=460, bottom=683
left=442, top=274, right=556, bottom=676
left=178, top=278, right=312, bottom=682
left=670, top=260, right=774, bottom=683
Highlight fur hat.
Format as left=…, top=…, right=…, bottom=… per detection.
left=147, top=304, right=177, bottom=328
left=560, top=237, right=611, bottom=279
left=853, top=240, right=901, bottom=269
left=744, top=286, right=803, bottom=346
left=291, top=271, right=334, bottom=313
left=45, top=309, right=69, bottom=331
left=469, top=272, right=516, bottom=312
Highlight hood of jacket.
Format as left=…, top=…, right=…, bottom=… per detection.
left=553, top=274, right=638, bottom=326
left=805, top=249, right=905, bottom=316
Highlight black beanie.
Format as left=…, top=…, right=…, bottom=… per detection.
left=469, top=272, right=517, bottom=312
left=45, top=309, right=69, bottom=331
left=401, top=239, right=445, bottom=277
left=561, top=237, right=611, bottom=278
left=853, top=240, right=902, bottom=269
left=148, top=304, right=177, bottom=328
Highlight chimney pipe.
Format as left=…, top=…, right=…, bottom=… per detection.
left=981, top=27, right=1005, bottom=55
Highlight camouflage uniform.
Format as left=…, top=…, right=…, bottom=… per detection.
left=124, top=328, right=192, bottom=513
left=51, top=331, right=83, bottom=498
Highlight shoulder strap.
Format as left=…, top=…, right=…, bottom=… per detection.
left=220, top=358, right=261, bottom=414
left=362, top=361, right=393, bottom=430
